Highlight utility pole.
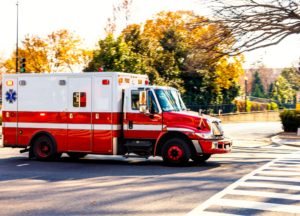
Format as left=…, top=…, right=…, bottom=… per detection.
left=16, top=1, right=19, bottom=73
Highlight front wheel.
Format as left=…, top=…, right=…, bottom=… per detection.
left=192, top=154, right=211, bottom=164
left=162, top=138, right=191, bottom=166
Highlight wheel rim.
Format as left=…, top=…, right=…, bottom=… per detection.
left=37, top=141, right=51, bottom=157
left=167, top=145, right=183, bottom=162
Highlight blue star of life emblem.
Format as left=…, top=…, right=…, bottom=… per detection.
left=5, top=89, right=17, bottom=104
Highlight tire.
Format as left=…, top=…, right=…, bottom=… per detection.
left=162, top=138, right=191, bottom=166
left=33, top=136, right=58, bottom=161
left=192, top=154, right=211, bottom=164
left=67, top=152, right=88, bottom=159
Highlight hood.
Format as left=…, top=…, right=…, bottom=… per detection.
left=163, top=111, right=222, bottom=133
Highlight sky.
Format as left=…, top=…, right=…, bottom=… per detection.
left=1, top=0, right=300, bottom=69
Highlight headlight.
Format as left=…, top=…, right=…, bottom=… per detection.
left=196, top=133, right=213, bottom=139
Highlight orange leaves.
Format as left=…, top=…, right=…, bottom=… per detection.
left=4, top=29, right=92, bottom=73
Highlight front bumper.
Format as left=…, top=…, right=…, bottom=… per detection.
left=196, top=138, right=232, bottom=154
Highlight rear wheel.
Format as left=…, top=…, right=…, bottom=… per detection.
left=67, top=152, right=88, bottom=159
left=33, top=136, right=57, bottom=161
left=162, top=138, right=191, bottom=166
left=192, top=154, right=211, bottom=164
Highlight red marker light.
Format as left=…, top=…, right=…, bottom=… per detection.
left=6, top=80, right=13, bottom=86
left=99, top=67, right=103, bottom=72
left=102, top=80, right=110, bottom=85
left=145, top=80, right=149, bottom=85
left=40, top=113, right=45, bottom=116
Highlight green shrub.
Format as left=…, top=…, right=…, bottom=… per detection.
left=279, top=110, right=300, bottom=132
left=271, top=102, right=278, bottom=110
left=267, top=103, right=271, bottom=110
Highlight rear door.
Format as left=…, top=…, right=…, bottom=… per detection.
left=125, top=88, right=162, bottom=139
left=2, top=78, right=18, bottom=145
left=67, top=77, right=92, bottom=152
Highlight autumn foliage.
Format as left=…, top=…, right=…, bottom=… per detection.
left=88, top=11, right=244, bottom=105
left=4, top=30, right=92, bottom=73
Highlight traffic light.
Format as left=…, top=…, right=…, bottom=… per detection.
left=20, top=58, right=26, bottom=73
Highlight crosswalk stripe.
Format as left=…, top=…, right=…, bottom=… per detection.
left=278, top=159, right=300, bottom=161
left=264, top=167, right=300, bottom=171
left=258, top=171, right=300, bottom=176
left=249, top=176, right=300, bottom=182
left=271, top=164, right=300, bottom=167
left=275, top=161, right=300, bottom=164
left=227, top=189, right=300, bottom=200
left=238, top=182, right=300, bottom=190
left=212, top=199, right=300, bottom=214
left=193, top=211, right=243, bottom=216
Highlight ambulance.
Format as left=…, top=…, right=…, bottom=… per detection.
left=2, top=72, right=232, bottom=166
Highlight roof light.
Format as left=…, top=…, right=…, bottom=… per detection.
left=102, top=80, right=110, bottom=85
left=118, top=78, right=123, bottom=83
left=145, top=80, right=149, bottom=85
left=6, top=80, right=13, bottom=86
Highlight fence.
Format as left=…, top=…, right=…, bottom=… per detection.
left=186, top=104, right=237, bottom=114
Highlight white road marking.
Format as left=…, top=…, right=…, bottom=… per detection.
left=263, top=167, right=300, bottom=171
left=258, top=171, right=300, bottom=176
left=248, top=176, right=300, bottom=182
left=17, top=164, right=29, bottom=167
left=239, top=182, right=300, bottom=190
left=211, top=199, right=300, bottom=214
left=274, top=161, right=300, bottom=164
left=271, top=164, right=300, bottom=167
left=227, top=189, right=300, bottom=200
left=197, top=212, right=243, bottom=216
left=185, top=151, right=300, bottom=216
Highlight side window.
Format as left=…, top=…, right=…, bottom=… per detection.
left=148, top=91, right=159, bottom=114
left=131, top=90, right=140, bottom=110
left=73, top=92, right=87, bottom=108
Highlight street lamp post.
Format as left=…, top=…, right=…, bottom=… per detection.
left=16, top=1, right=19, bottom=73
left=276, top=81, right=279, bottom=105
left=244, top=76, right=248, bottom=112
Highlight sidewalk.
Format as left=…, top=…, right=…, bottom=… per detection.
left=271, top=132, right=300, bottom=147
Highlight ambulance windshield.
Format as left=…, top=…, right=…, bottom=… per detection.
left=155, top=89, right=187, bottom=112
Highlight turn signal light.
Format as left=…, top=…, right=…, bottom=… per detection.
left=118, top=78, right=123, bottom=83
left=6, top=80, right=13, bottom=86
left=102, top=80, right=110, bottom=85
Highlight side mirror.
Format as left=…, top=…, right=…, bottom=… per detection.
left=139, top=91, right=148, bottom=113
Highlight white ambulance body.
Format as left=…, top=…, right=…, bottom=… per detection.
left=2, top=72, right=232, bottom=166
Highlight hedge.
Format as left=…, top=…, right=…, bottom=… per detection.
left=279, top=110, right=300, bottom=132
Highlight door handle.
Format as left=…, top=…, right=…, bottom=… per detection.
left=129, top=121, right=133, bottom=129
left=70, top=113, right=73, bottom=119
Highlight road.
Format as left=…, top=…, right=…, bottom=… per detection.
left=0, top=122, right=300, bottom=216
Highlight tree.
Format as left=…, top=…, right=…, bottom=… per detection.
left=268, top=82, right=274, bottom=99
left=281, top=67, right=300, bottom=91
left=273, top=75, right=295, bottom=104
left=3, top=30, right=92, bottom=73
left=90, top=11, right=245, bottom=105
left=197, top=0, right=300, bottom=55
left=252, top=71, right=266, bottom=98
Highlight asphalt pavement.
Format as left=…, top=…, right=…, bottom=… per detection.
left=1, top=122, right=300, bottom=216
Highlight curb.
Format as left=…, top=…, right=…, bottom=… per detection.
left=271, top=135, right=300, bottom=148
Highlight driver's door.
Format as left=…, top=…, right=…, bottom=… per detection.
left=125, top=89, right=162, bottom=139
